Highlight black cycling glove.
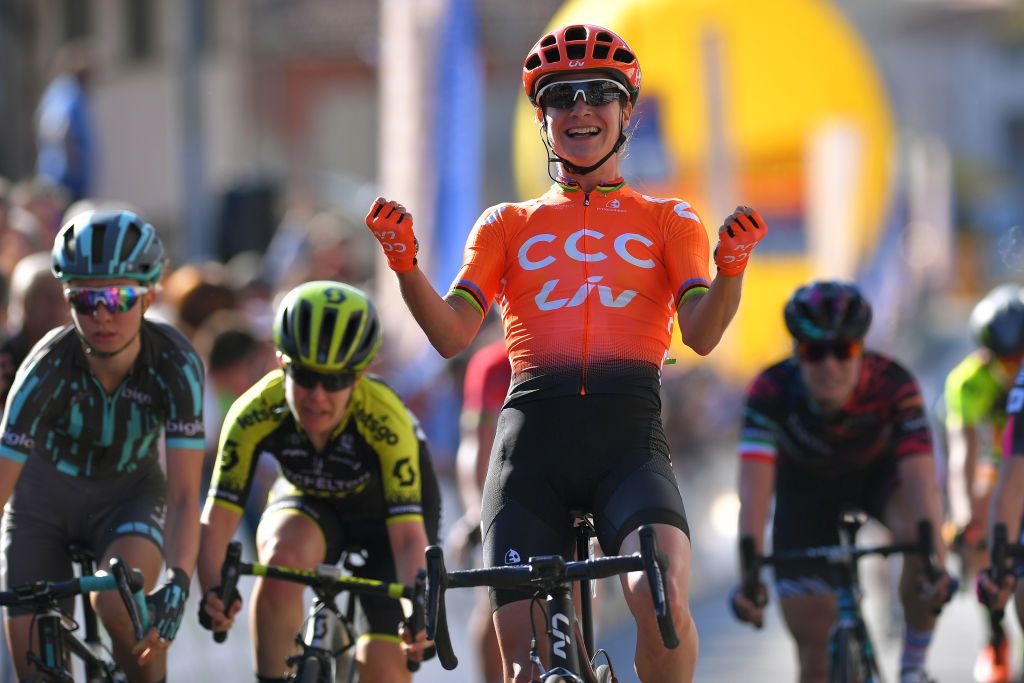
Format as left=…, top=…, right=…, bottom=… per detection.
left=146, top=567, right=190, bottom=640
left=197, top=585, right=242, bottom=631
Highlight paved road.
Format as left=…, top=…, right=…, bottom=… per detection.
left=161, top=468, right=1010, bottom=682
left=0, top=465, right=1009, bottom=682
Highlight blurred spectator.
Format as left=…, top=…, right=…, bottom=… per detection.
left=36, top=40, right=97, bottom=202
left=0, top=208, right=43, bottom=282
left=0, top=252, right=71, bottom=407
left=10, top=177, right=70, bottom=237
left=192, top=311, right=277, bottom=542
left=268, top=208, right=376, bottom=292
left=156, top=261, right=238, bottom=339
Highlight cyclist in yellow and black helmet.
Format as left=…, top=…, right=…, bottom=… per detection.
left=195, top=281, right=440, bottom=683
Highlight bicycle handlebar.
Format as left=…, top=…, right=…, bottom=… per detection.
left=0, top=556, right=148, bottom=641
left=741, top=520, right=938, bottom=605
left=213, top=540, right=243, bottom=643
left=639, top=526, right=680, bottom=649
left=425, top=524, right=679, bottom=672
left=216, top=542, right=424, bottom=671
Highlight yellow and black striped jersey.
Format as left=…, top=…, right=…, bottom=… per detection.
left=207, top=370, right=428, bottom=525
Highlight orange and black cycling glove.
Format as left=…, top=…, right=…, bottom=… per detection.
left=364, top=197, right=419, bottom=273
left=714, top=206, right=767, bottom=277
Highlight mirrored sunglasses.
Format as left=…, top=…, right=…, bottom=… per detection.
left=796, top=340, right=863, bottom=364
left=64, top=286, right=149, bottom=315
left=285, top=363, right=357, bottom=392
left=535, top=78, right=630, bottom=110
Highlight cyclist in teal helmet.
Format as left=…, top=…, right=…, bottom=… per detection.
left=197, top=281, right=440, bottom=683
left=0, top=209, right=205, bottom=681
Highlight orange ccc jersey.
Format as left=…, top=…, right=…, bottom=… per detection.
left=448, top=179, right=710, bottom=402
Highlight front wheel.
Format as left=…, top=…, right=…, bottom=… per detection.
left=295, top=655, right=323, bottom=683
left=829, top=626, right=875, bottom=683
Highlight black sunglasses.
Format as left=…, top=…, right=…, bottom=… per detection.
left=796, top=340, right=863, bottom=363
left=536, top=78, right=629, bottom=110
left=285, top=364, right=357, bottom=392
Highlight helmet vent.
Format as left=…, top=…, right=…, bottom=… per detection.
left=356, top=316, right=379, bottom=358
left=566, top=44, right=586, bottom=60
left=596, top=31, right=613, bottom=43
left=613, top=48, right=635, bottom=65
left=337, top=310, right=363, bottom=365
left=593, top=44, right=610, bottom=60
left=319, top=307, right=338, bottom=366
left=91, top=223, right=107, bottom=263
left=525, top=54, right=541, bottom=71
left=540, top=35, right=557, bottom=48
left=543, top=47, right=560, bottom=64
left=297, top=300, right=313, bottom=359
left=564, top=26, right=587, bottom=41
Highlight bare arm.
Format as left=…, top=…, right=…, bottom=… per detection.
left=677, top=273, right=743, bottom=356
left=0, top=457, right=24, bottom=514
left=897, top=453, right=948, bottom=564
left=395, top=268, right=483, bottom=358
left=942, top=421, right=983, bottom=528
left=197, top=503, right=244, bottom=594
left=737, top=458, right=775, bottom=554
left=163, top=448, right=204, bottom=577
left=387, top=519, right=430, bottom=588
left=990, top=456, right=1024, bottom=543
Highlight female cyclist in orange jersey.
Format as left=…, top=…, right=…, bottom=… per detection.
left=365, top=24, right=767, bottom=683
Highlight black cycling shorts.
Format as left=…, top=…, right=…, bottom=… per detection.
left=481, top=393, right=689, bottom=609
left=771, top=454, right=899, bottom=595
left=2, top=457, right=167, bottom=617
left=260, top=449, right=441, bottom=639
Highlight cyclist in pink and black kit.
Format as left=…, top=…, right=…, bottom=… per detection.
left=731, top=281, right=953, bottom=683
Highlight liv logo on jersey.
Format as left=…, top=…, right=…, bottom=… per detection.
left=504, top=548, right=521, bottom=564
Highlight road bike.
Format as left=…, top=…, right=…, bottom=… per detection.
left=2, top=544, right=147, bottom=683
left=214, top=540, right=426, bottom=683
left=426, top=522, right=679, bottom=683
left=740, top=511, right=939, bottom=683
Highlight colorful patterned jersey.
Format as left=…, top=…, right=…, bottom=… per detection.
left=0, top=321, right=205, bottom=477
left=739, top=352, right=933, bottom=476
left=945, top=350, right=1011, bottom=460
left=462, top=339, right=512, bottom=416
left=448, top=180, right=711, bottom=403
left=207, top=371, right=429, bottom=525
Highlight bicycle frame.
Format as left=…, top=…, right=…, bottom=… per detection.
left=426, top=524, right=679, bottom=681
left=214, top=541, right=426, bottom=681
left=1, top=556, right=147, bottom=682
left=740, top=515, right=936, bottom=683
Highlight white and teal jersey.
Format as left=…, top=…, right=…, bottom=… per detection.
left=0, top=321, right=205, bottom=477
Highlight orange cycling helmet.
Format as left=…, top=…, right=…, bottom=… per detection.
left=523, top=24, right=641, bottom=106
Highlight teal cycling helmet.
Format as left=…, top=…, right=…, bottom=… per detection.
left=52, top=210, right=164, bottom=283
left=274, top=281, right=382, bottom=373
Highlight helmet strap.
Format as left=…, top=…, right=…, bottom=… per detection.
left=540, top=109, right=628, bottom=182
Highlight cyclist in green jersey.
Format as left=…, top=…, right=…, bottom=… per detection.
left=945, top=283, right=1024, bottom=683
left=196, top=281, right=439, bottom=683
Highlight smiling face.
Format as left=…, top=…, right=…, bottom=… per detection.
left=538, top=71, right=631, bottom=176
left=66, top=277, right=154, bottom=357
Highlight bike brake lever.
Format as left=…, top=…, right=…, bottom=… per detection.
left=639, top=526, right=680, bottom=649
left=425, top=545, right=458, bottom=670
left=110, top=557, right=147, bottom=641
left=214, top=540, right=243, bottom=644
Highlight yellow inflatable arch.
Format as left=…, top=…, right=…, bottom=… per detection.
left=513, top=0, right=895, bottom=378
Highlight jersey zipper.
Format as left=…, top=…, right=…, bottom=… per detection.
left=580, top=191, right=591, bottom=396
